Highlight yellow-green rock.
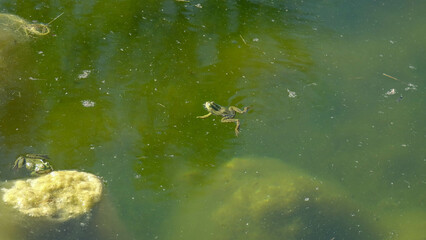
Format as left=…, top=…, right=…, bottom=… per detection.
left=167, top=157, right=382, bottom=240
left=2, top=170, right=103, bottom=221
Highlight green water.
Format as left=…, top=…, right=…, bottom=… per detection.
left=0, top=0, right=425, bottom=239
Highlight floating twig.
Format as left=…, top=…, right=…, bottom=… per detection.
left=239, top=34, right=248, bottom=45
left=382, top=73, right=409, bottom=84
left=382, top=73, right=399, bottom=81
left=157, top=103, right=166, bottom=108
left=47, top=12, right=64, bottom=26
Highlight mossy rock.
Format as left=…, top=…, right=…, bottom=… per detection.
left=168, top=157, right=383, bottom=240
left=2, top=170, right=103, bottom=221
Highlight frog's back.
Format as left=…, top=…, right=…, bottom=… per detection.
left=219, top=108, right=235, bottom=118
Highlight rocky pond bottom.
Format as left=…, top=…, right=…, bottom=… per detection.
left=166, top=157, right=383, bottom=240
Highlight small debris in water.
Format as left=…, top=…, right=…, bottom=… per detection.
left=28, top=77, right=45, bottom=81
left=405, top=83, right=417, bottom=91
left=287, top=89, right=297, bottom=98
left=157, top=103, right=166, bottom=108
left=195, top=3, right=202, bottom=8
left=78, top=70, right=91, bottom=79
left=81, top=100, right=95, bottom=107
left=382, top=73, right=418, bottom=93
left=239, top=34, right=248, bottom=45
left=386, top=88, right=396, bottom=95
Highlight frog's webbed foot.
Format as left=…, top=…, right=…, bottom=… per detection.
left=197, top=112, right=212, bottom=119
left=221, top=118, right=240, bottom=136
left=229, top=106, right=249, bottom=114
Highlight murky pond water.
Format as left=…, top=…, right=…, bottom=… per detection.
left=1, top=0, right=425, bottom=239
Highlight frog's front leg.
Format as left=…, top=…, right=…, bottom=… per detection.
left=221, top=117, right=241, bottom=136
left=197, top=112, right=212, bottom=119
left=229, top=106, right=249, bottom=114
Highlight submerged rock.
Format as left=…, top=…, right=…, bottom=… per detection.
left=168, top=157, right=382, bottom=240
left=2, top=170, right=103, bottom=221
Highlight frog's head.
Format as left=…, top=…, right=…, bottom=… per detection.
left=33, top=161, right=53, bottom=175
left=203, top=101, right=213, bottom=110
left=34, top=162, right=53, bottom=174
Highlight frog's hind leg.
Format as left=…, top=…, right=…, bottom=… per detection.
left=13, top=156, right=26, bottom=170
left=221, top=117, right=241, bottom=136
left=229, top=106, right=249, bottom=114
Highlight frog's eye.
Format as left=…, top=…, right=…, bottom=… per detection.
left=204, top=102, right=212, bottom=109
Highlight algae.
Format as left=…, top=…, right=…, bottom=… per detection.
left=0, top=13, right=50, bottom=40
left=0, top=13, right=46, bottom=91
left=2, top=170, right=103, bottom=221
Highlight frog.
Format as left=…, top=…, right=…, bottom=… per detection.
left=197, top=101, right=249, bottom=136
left=13, top=154, right=53, bottom=176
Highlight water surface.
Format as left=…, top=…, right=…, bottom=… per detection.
left=0, top=0, right=425, bottom=239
